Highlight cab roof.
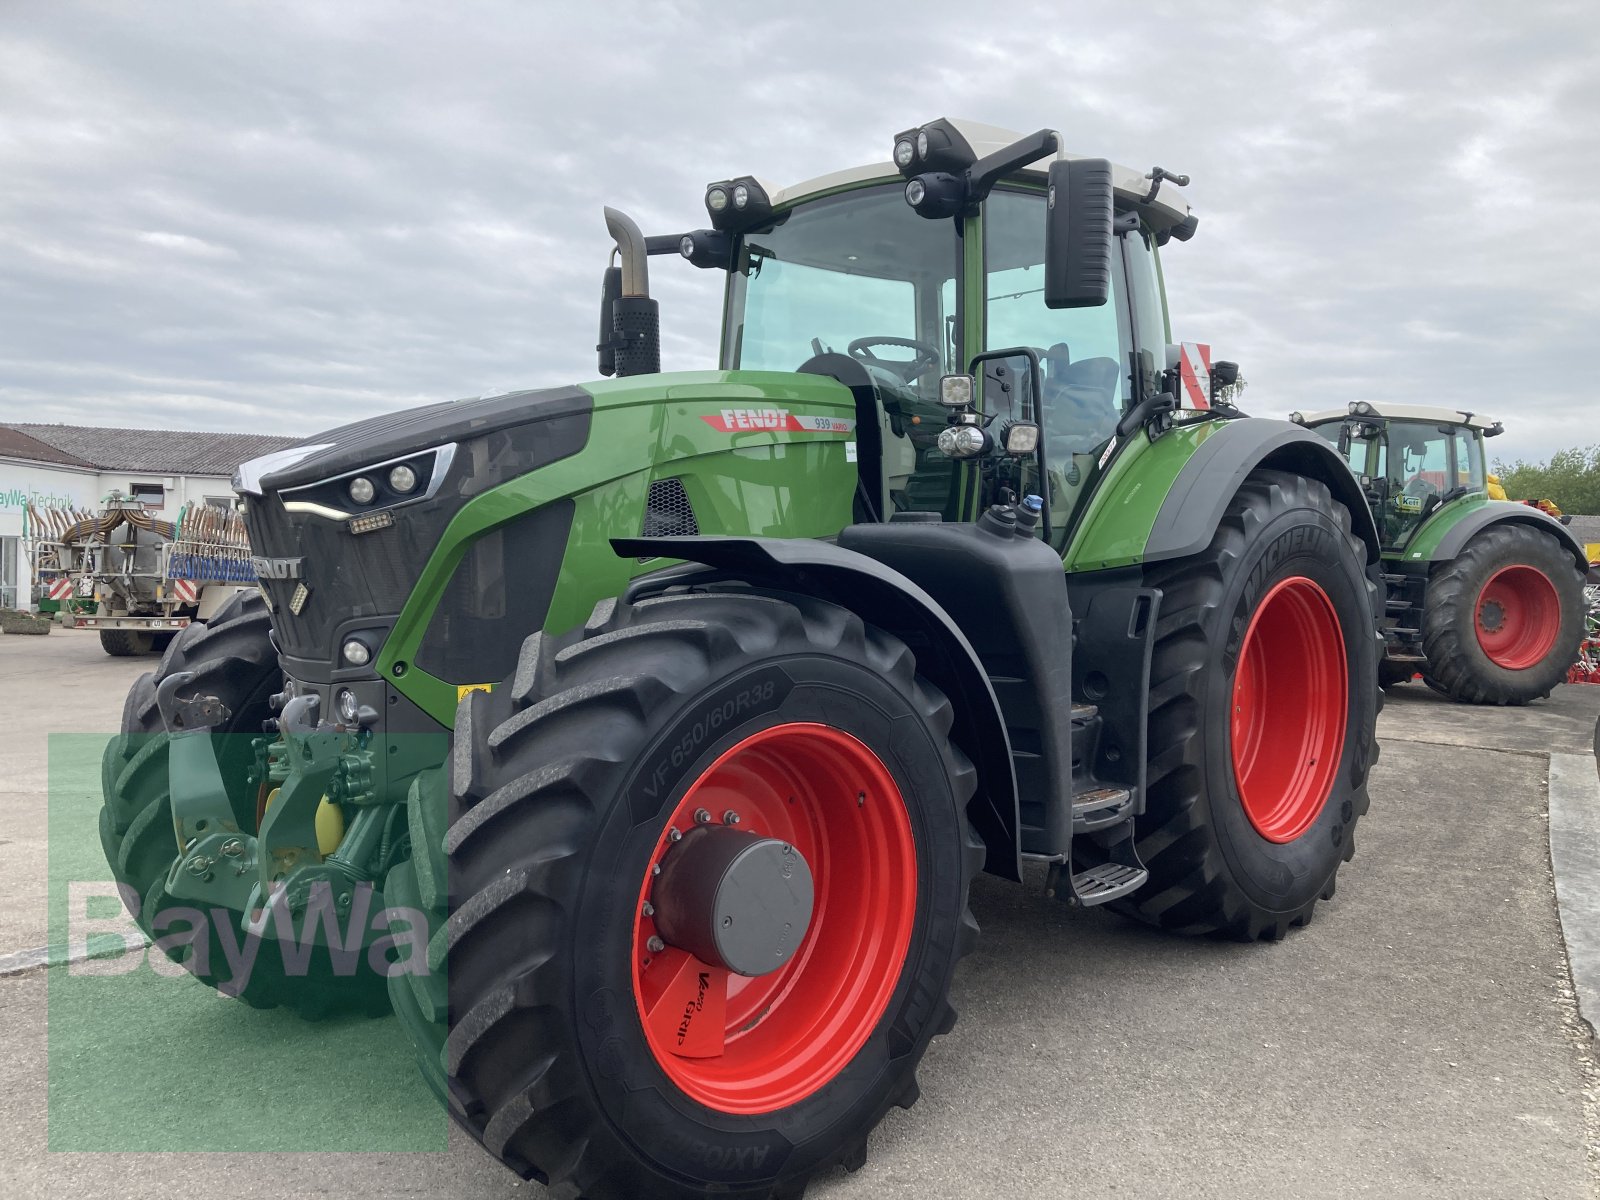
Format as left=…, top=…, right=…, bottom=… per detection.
left=1294, top=402, right=1504, bottom=435
left=755, top=119, right=1194, bottom=234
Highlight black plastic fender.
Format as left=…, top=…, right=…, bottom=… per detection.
left=1427, top=501, right=1589, bottom=570
left=1147, top=420, right=1382, bottom=565
left=612, top=534, right=1022, bottom=880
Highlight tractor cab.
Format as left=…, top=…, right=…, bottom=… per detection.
left=1297, top=402, right=1501, bottom=551
left=603, top=119, right=1205, bottom=550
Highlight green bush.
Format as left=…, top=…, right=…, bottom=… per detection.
left=1492, top=446, right=1600, bottom=514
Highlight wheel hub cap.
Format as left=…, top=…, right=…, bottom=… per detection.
left=653, top=827, right=815, bottom=977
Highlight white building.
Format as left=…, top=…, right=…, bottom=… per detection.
left=0, top=423, right=299, bottom=608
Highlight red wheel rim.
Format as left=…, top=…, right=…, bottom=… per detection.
left=1230, top=577, right=1347, bottom=843
left=631, top=722, right=917, bottom=1114
left=1475, top=565, right=1561, bottom=669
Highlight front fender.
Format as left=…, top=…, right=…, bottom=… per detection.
left=613, top=534, right=1022, bottom=881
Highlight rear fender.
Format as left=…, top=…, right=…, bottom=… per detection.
left=614, top=535, right=1021, bottom=880
left=1409, top=499, right=1588, bottom=570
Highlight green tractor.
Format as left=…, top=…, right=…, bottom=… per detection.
left=1296, top=402, right=1586, bottom=703
left=101, top=120, right=1385, bottom=1198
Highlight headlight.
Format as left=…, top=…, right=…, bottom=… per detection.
left=348, top=476, right=375, bottom=504
left=732, top=183, right=750, bottom=210
left=706, top=186, right=729, bottom=213
left=905, top=178, right=926, bottom=206
left=937, top=424, right=989, bottom=458
left=341, top=638, right=371, bottom=667
left=916, top=129, right=929, bottom=159
left=894, top=138, right=915, bottom=168
left=336, top=688, right=360, bottom=725
left=388, top=464, right=418, bottom=494
left=680, top=234, right=696, bottom=258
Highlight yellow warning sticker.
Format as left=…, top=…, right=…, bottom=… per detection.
left=456, top=683, right=495, bottom=700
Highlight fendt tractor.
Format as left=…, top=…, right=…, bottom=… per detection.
left=1296, top=403, right=1586, bottom=703
left=102, top=120, right=1385, bottom=1199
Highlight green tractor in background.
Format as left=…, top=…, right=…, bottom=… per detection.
left=101, top=120, right=1385, bottom=1199
left=1297, top=403, right=1586, bottom=703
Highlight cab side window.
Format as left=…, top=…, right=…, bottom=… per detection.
left=984, top=189, right=1133, bottom=459
left=1452, top=429, right=1484, bottom=492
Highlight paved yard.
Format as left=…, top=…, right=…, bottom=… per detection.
left=1, top=626, right=1596, bottom=1198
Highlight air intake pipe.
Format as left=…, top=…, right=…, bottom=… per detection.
left=602, top=207, right=660, bottom=377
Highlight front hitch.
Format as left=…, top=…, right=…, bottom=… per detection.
left=159, top=680, right=386, bottom=952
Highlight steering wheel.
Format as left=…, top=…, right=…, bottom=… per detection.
left=848, top=336, right=941, bottom=383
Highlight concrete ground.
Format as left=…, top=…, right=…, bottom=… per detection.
left=1, top=626, right=1597, bottom=1198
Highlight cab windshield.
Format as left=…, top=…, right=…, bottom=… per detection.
left=723, top=184, right=959, bottom=388
left=723, top=184, right=962, bottom=515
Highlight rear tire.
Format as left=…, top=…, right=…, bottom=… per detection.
left=1123, top=469, right=1380, bottom=939
left=98, top=589, right=390, bottom=1017
left=101, top=629, right=155, bottom=656
left=1419, top=524, right=1584, bottom=704
left=390, top=589, right=982, bottom=1199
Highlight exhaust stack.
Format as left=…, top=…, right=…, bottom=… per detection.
left=601, top=207, right=660, bottom=377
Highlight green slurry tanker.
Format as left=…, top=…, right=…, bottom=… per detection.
left=101, top=120, right=1385, bottom=1198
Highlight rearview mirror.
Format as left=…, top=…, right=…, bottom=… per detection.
left=1044, top=158, right=1113, bottom=309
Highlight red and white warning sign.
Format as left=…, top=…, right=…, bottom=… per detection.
left=701, top=408, right=856, bottom=434
left=46, top=577, right=73, bottom=601
left=171, top=579, right=199, bottom=604
left=1178, top=342, right=1212, bottom=409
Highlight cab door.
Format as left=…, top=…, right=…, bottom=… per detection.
left=980, top=187, right=1137, bottom=548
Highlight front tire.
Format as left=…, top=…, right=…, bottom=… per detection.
left=1419, top=524, right=1584, bottom=704
left=393, top=590, right=982, bottom=1199
left=1124, top=469, right=1380, bottom=939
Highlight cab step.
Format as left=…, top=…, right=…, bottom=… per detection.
left=1069, top=861, right=1148, bottom=905
left=1072, top=785, right=1135, bottom=833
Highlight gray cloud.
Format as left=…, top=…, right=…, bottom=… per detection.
left=1, top=0, right=1595, bottom=466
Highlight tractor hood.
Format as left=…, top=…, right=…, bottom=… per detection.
left=235, top=384, right=595, bottom=495
left=233, top=383, right=596, bottom=675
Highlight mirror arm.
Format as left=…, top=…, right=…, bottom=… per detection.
left=967, top=130, right=1060, bottom=205
left=1116, top=392, right=1177, bottom=440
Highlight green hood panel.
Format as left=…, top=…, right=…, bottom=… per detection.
left=379, top=372, right=862, bottom=723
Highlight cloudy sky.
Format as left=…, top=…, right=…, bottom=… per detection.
left=2, top=0, right=1595, bottom=466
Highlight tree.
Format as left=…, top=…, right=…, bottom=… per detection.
left=1492, top=446, right=1600, bottom=515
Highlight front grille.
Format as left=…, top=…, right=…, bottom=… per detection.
left=246, top=495, right=453, bottom=662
